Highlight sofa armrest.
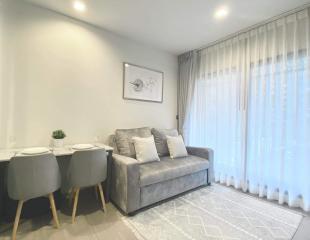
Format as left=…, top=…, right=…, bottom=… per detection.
left=186, top=146, right=214, bottom=184
left=111, top=154, right=140, bottom=214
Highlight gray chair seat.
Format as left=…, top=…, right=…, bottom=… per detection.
left=139, top=155, right=209, bottom=187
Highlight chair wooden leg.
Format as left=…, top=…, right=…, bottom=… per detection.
left=12, top=200, right=23, bottom=240
left=72, top=188, right=80, bottom=223
left=49, top=193, right=60, bottom=228
left=97, top=183, right=107, bottom=213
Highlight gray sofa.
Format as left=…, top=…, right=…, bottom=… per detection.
left=109, top=127, right=213, bottom=214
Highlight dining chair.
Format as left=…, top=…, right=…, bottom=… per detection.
left=67, top=148, right=107, bottom=223
left=7, top=153, right=61, bottom=240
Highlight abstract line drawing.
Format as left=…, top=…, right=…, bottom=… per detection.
left=123, top=63, right=163, bottom=103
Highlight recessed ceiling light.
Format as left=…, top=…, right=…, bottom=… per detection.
left=73, top=1, right=86, bottom=12
left=214, top=6, right=229, bottom=19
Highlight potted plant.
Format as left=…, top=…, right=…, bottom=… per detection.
left=52, top=129, right=66, bottom=148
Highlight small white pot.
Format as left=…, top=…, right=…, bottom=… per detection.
left=52, top=138, right=64, bottom=148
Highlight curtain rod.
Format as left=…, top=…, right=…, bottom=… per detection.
left=191, top=3, right=310, bottom=53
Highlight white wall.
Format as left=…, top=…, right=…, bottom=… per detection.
left=0, top=0, right=178, bottom=148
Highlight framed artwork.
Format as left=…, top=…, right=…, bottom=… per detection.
left=123, top=62, right=164, bottom=103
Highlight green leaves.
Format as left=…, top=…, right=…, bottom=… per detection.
left=52, top=129, right=66, bottom=139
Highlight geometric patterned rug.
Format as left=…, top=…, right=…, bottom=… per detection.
left=122, top=184, right=303, bottom=240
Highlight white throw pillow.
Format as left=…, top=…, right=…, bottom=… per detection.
left=166, top=135, right=188, bottom=158
left=132, top=136, right=160, bottom=163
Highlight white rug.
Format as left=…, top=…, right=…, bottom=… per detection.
left=122, top=184, right=303, bottom=240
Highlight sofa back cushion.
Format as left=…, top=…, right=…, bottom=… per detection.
left=151, top=128, right=178, bottom=156
left=108, top=135, right=119, bottom=154
left=115, top=127, right=152, bottom=157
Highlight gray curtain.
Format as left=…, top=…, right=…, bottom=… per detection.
left=177, top=51, right=197, bottom=138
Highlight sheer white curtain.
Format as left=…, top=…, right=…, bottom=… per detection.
left=246, top=10, right=310, bottom=210
left=183, top=8, right=310, bottom=211
left=185, top=37, right=248, bottom=188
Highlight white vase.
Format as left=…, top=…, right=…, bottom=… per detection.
left=53, top=138, right=64, bottom=148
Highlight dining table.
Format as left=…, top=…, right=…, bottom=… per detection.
left=0, top=143, right=113, bottom=222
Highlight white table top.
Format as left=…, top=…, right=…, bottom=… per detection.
left=0, top=143, right=113, bottom=163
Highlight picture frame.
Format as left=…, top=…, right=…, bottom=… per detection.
left=123, top=62, right=164, bottom=103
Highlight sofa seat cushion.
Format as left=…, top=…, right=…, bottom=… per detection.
left=139, top=155, right=209, bottom=187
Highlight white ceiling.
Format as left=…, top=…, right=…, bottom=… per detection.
left=25, top=0, right=310, bottom=55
